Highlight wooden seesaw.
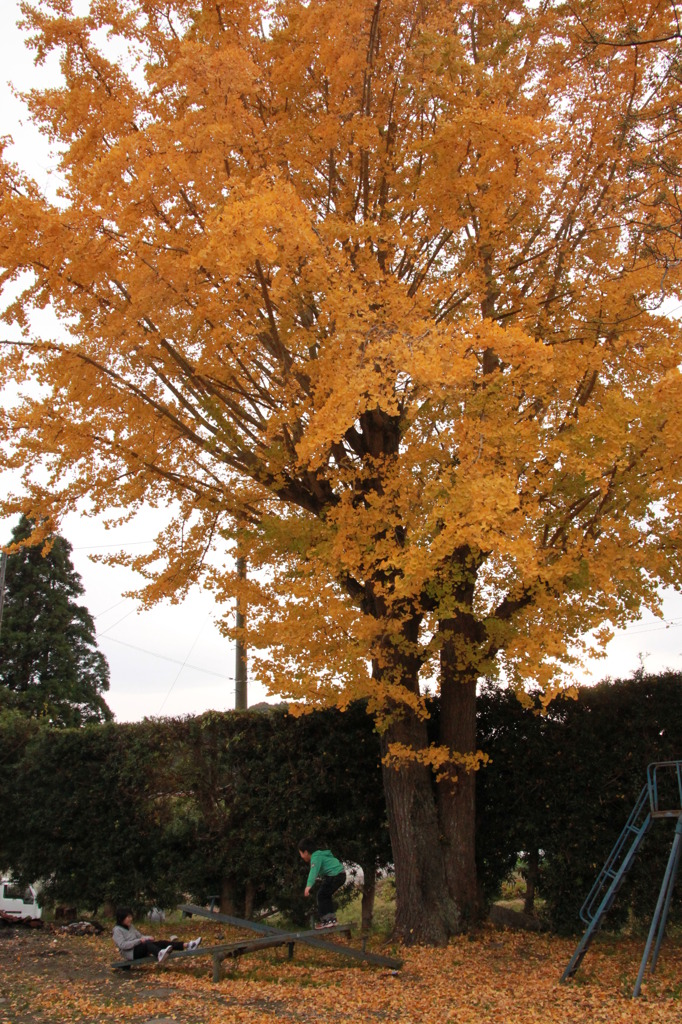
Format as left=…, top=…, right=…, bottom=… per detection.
left=110, top=903, right=402, bottom=981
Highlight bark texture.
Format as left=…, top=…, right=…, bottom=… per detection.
left=437, top=672, right=479, bottom=923
left=380, top=719, right=459, bottom=944
left=376, top=621, right=460, bottom=945
left=359, top=863, right=376, bottom=934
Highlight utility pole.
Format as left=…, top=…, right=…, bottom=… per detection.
left=234, top=549, right=247, bottom=710
left=0, top=551, right=7, bottom=638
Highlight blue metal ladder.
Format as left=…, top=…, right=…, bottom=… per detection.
left=561, top=760, right=682, bottom=997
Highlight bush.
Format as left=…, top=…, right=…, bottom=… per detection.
left=476, top=671, right=682, bottom=933
left=0, top=702, right=391, bottom=917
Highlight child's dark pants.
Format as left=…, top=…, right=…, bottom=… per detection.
left=133, top=939, right=184, bottom=959
left=318, top=871, right=346, bottom=919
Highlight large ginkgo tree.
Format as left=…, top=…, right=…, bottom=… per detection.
left=1, top=0, right=681, bottom=943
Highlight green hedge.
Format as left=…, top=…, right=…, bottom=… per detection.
left=476, top=671, right=682, bottom=933
left=2, top=673, right=680, bottom=934
left=0, top=702, right=391, bottom=919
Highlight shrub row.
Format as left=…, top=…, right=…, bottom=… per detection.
left=1, top=672, right=679, bottom=933
left=476, top=670, right=682, bottom=932
left=0, top=703, right=391, bottom=922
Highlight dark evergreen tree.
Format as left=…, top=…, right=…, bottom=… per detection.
left=0, top=516, right=112, bottom=726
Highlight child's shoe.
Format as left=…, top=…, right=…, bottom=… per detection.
left=187, top=937, right=202, bottom=951
left=158, top=945, right=173, bottom=963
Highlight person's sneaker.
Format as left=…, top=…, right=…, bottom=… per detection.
left=315, top=917, right=337, bottom=929
left=157, top=945, right=173, bottom=963
left=187, top=937, right=202, bottom=951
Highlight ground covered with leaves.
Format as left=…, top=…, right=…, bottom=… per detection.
left=0, top=920, right=680, bottom=1024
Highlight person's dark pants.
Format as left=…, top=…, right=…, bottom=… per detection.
left=318, top=871, right=346, bottom=919
left=133, top=938, right=184, bottom=959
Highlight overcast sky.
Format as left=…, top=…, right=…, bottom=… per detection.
left=0, top=0, right=273, bottom=720
left=1, top=0, right=681, bottom=723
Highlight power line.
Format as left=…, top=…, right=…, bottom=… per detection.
left=157, top=617, right=209, bottom=715
left=93, top=598, right=130, bottom=619
left=97, top=634, right=235, bottom=682
left=96, top=607, right=138, bottom=637
left=72, top=540, right=155, bottom=551
left=616, top=616, right=682, bottom=637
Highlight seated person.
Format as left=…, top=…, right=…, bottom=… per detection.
left=113, top=907, right=202, bottom=963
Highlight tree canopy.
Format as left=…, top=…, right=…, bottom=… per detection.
left=1, top=0, right=681, bottom=942
left=0, top=515, right=112, bottom=726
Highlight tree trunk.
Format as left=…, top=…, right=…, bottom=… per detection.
left=523, top=848, right=539, bottom=916
left=244, top=879, right=256, bottom=919
left=437, top=618, right=480, bottom=924
left=379, top=692, right=460, bottom=945
left=359, top=863, right=376, bottom=934
left=368, top=600, right=462, bottom=945
left=220, top=875, right=238, bottom=915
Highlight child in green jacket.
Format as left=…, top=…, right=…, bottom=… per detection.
left=298, top=836, right=346, bottom=928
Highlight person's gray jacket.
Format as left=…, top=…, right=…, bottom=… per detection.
left=112, top=923, right=145, bottom=960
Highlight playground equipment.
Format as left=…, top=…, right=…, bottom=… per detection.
left=562, top=760, right=682, bottom=997
left=113, top=903, right=402, bottom=980
left=179, top=903, right=403, bottom=974
left=112, top=922, right=355, bottom=981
